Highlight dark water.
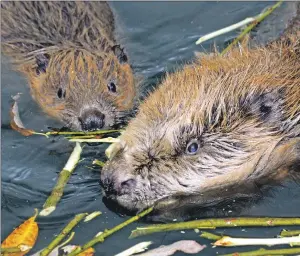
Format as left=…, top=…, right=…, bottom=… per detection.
left=1, top=2, right=299, bottom=255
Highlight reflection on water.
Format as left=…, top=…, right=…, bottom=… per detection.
left=1, top=2, right=299, bottom=255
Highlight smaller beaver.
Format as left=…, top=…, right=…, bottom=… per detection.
left=1, top=2, right=137, bottom=131
left=101, top=7, right=300, bottom=219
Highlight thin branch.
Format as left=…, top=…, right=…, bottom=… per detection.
left=130, top=217, right=300, bottom=238
left=40, top=213, right=88, bottom=256
left=40, top=142, right=82, bottom=216
left=67, top=207, right=153, bottom=256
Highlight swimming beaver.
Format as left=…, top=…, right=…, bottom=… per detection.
left=101, top=6, right=300, bottom=219
left=1, top=1, right=136, bottom=131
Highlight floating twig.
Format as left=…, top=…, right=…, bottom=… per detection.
left=115, top=241, right=153, bottom=256
left=105, top=139, right=122, bottom=159
left=40, top=142, right=82, bottom=216
left=195, top=17, right=256, bottom=45
left=221, top=247, right=300, bottom=256
left=200, top=231, right=222, bottom=240
left=67, top=207, right=153, bottom=256
left=214, top=234, right=300, bottom=247
left=280, top=230, right=300, bottom=237
left=66, top=135, right=99, bottom=140
left=84, top=211, right=102, bottom=222
left=40, top=213, right=88, bottom=256
left=46, top=130, right=121, bottom=136
left=130, top=217, right=300, bottom=238
left=221, top=0, right=283, bottom=55
left=68, top=137, right=120, bottom=143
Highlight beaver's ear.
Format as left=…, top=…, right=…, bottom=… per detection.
left=112, top=45, right=128, bottom=64
left=247, top=88, right=284, bottom=125
left=35, top=54, right=50, bottom=75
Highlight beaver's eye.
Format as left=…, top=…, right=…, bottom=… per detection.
left=186, top=139, right=200, bottom=155
left=107, top=82, right=117, bottom=93
left=57, top=88, right=63, bottom=98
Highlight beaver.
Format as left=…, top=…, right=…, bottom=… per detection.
left=1, top=1, right=136, bottom=131
left=100, top=5, right=300, bottom=220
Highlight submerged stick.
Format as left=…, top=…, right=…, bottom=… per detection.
left=221, top=0, right=283, bottom=55
left=280, top=230, right=300, bottom=237
left=40, top=213, right=88, bottom=256
left=130, top=217, right=300, bottom=238
left=40, top=142, right=82, bottom=216
left=195, top=17, right=256, bottom=45
left=67, top=207, right=153, bottom=256
left=221, top=247, right=300, bottom=256
left=214, top=235, right=300, bottom=247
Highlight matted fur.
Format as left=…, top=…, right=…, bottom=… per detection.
left=101, top=7, right=300, bottom=216
left=1, top=1, right=137, bottom=130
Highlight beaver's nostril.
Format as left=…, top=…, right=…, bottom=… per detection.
left=79, top=110, right=105, bottom=131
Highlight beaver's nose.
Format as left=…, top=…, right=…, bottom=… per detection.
left=79, top=110, right=105, bottom=131
left=100, top=170, right=136, bottom=197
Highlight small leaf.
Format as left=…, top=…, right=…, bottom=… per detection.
left=2, top=209, right=39, bottom=256
left=10, top=94, right=35, bottom=136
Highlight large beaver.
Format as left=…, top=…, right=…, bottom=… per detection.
left=1, top=1, right=136, bottom=131
left=101, top=5, right=300, bottom=220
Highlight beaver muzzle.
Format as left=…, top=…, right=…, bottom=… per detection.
left=79, top=109, right=105, bottom=131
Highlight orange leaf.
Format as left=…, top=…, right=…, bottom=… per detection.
left=1, top=209, right=39, bottom=256
left=10, top=94, right=35, bottom=136
left=78, top=247, right=95, bottom=256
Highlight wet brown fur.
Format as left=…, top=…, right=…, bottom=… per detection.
left=101, top=5, right=300, bottom=217
left=1, top=1, right=137, bottom=130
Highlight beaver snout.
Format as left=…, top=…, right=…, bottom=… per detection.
left=100, top=166, right=136, bottom=197
left=79, top=109, right=105, bottom=131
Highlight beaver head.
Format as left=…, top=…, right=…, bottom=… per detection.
left=1, top=1, right=137, bottom=131
left=22, top=46, right=136, bottom=131
left=101, top=40, right=300, bottom=214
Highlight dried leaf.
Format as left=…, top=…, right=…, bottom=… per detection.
left=10, top=94, right=35, bottom=136
left=2, top=209, right=39, bottom=256
left=136, top=240, right=206, bottom=256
